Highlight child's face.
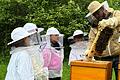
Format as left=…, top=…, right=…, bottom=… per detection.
left=50, top=34, right=59, bottom=43
left=24, top=37, right=30, bottom=46
left=74, top=38, right=82, bottom=42
left=74, top=35, right=83, bottom=42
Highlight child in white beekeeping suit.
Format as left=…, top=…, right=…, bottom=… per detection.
left=5, top=27, right=34, bottom=80
left=68, top=30, right=88, bottom=65
left=42, top=27, right=64, bottom=80
left=23, top=23, right=49, bottom=80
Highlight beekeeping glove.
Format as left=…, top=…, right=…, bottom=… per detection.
left=98, top=17, right=118, bottom=31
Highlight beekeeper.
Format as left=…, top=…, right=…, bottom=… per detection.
left=5, top=27, right=34, bottom=80
left=42, top=27, right=64, bottom=80
left=68, top=30, right=88, bottom=65
left=23, top=23, right=49, bottom=80
left=85, top=1, right=120, bottom=80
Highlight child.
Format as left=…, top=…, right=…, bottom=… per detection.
left=42, top=27, right=64, bottom=80
left=5, top=27, right=34, bottom=80
left=23, top=23, right=49, bottom=80
left=68, top=30, right=87, bottom=65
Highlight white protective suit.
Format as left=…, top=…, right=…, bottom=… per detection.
left=68, top=41, right=88, bottom=65
left=41, top=27, right=64, bottom=78
left=23, top=23, right=49, bottom=80
left=41, top=34, right=64, bottom=78
left=25, top=45, right=49, bottom=80
left=42, top=43, right=64, bottom=78
left=5, top=47, right=34, bottom=80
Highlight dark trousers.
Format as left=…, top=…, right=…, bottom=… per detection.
left=94, top=55, right=119, bottom=80
left=49, top=77, right=61, bottom=80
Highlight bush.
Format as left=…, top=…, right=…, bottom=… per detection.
left=0, top=0, right=120, bottom=60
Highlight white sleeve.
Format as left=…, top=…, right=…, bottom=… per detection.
left=17, top=52, right=34, bottom=80
left=68, top=49, right=77, bottom=65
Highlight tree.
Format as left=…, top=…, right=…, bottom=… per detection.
left=0, top=0, right=120, bottom=61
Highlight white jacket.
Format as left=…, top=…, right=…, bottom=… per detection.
left=25, top=45, right=49, bottom=80
left=5, top=47, right=34, bottom=80
left=42, top=43, right=64, bottom=78
left=68, top=41, right=88, bottom=65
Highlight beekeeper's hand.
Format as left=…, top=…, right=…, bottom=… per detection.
left=85, top=49, right=90, bottom=56
left=98, top=17, right=118, bottom=30
left=98, top=19, right=109, bottom=30
left=85, top=50, right=96, bottom=61
left=85, top=49, right=92, bottom=61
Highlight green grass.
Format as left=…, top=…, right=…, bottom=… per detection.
left=0, top=61, right=116, bottom=80
left=112, top=69, right=116, bottom=80
left=62, top=61, right=70, bottom=80
left=0, top=64, right=7, bottom=80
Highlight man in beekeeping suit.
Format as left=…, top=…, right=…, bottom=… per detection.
left=85, top=1, right=120, bottom=80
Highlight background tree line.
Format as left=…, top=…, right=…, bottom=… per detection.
left=0, top=0, right=120, bottom=63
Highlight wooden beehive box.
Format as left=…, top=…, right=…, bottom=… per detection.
left=70, top=60, right=112, bottom=80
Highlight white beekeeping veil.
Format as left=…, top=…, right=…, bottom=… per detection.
left=23, top=23, right=44, bottom=46
left=45, top=27, right=64, bottom=49
left=44, top=27, right=64, bottom=77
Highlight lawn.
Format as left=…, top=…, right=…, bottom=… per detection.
left=0, top=61, right=116, bottom=80
left=0, top=64, right=7, bottom=80
left=62, top=61, right=70, bottom=80
left=0, top=62, right=70, bottom=80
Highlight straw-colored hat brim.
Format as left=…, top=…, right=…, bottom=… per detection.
left=86, top=1, right=106, bottom=18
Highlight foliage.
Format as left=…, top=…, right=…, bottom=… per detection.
left=0, top=0, right=120, bottom=79
left=0, top=0, right=90, bottom=61
left=0, top=0, right=120, bottom=62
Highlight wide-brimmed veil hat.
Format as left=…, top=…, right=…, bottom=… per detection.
left=44, top=27, right=64, bottom=48
left=85, top=1, right=109, bottom=17
left=7, top=27, right=34, bottom=45
left=46, top=27, right=63, bottom=36
left=73, top=30, right=83, bottom=37
left=68, top=30, right=86, bottom=40
left=23, top=23, right=44, bottom=34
